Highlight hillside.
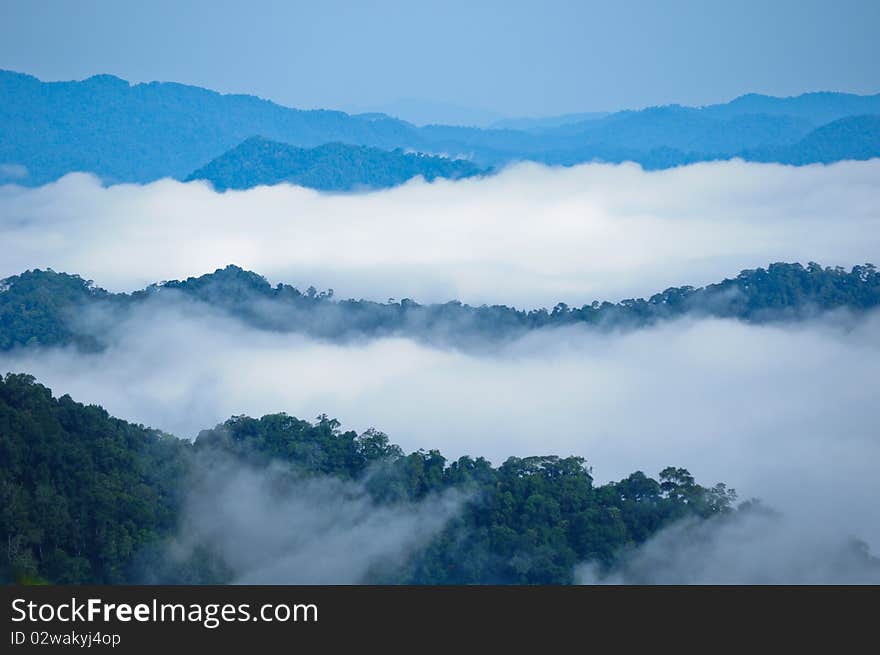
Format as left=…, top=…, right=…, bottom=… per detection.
left=185, top=137, right=486, bottom=191
left=0, top=372, right=737, bottom=584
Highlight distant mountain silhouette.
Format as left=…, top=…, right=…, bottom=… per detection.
left=352, top=97, right=506, bottom=127
left=185, top=137, right=485, bottom=191
left=2, top=69, right=879, bottom=186
left=490, top=112, right=610, bottom=131
left=546, top=106, right=814, bottom=151
left=742, top=115, right=880, bottom=164
left=700, top=91, right=880, bottom=124
left=0, top=69, right=424, bottom=185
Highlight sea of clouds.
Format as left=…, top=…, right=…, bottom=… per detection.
left=1, top=159, right=878, bottom=306
left=1, top=159, right=878, bottom=582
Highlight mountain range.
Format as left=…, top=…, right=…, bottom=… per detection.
left=2, top=262, right=877, bottom=352
left=2, top=69, right=879, bottom=189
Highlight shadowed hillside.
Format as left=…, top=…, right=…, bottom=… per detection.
left=186, top=137, right=486, bottom=191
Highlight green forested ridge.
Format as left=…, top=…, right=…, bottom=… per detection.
left=0, top=373, right=186, bottom=583
left=0, top=373, right=737, bottom=584
left=1, top=262, right=878, bottom=351
left=185, top=137, right=486, bottom=191
left=0, top=268, right=110, bottom=352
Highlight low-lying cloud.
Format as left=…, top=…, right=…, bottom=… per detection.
left=1, top=159, right=878, bottom=306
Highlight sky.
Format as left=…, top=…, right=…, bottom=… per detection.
left=1, top=0, right=878, bottom=123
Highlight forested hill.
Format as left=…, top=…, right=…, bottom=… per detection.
left=0, top=262, right=878, bottom=351
left=185, top=137, right=486, bottom=191
left=0, top=372, right=738, bottom=584
left=2, top=68, right=879, bottom=186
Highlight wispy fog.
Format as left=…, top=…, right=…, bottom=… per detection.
left=166, top=454, right=464, bottom=584
left=576, top=507, right=880, bottom=584
left=1, top=159, right=878, bottom=306
left=2, top=301, right=878, bottom=553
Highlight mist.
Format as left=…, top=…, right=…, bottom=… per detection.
left=164, top=453, right=464, bottom=584
left=2, top=298, right=878, bottom=555
left=576, top=507, right=880, bottom=584
left=2, top=158, right=879, bottom=582
left=1, top=159, right=878, bottom=306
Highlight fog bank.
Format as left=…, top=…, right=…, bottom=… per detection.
left=1, top=159, right=878, bottom=306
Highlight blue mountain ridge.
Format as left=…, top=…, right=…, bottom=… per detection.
left=1, top=69, right=879, bottom=187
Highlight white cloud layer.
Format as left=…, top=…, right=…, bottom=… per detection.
left=1, top=159, right=878, bottom=306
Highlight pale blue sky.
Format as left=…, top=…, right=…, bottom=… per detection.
left=1, top=0, right=878, bottom=122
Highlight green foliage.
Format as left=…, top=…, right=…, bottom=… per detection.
left=193, top=413, right=401, bottom=477
left=0, top=373, right=188, bottom=583
left=0, top=373, right=735, bottom=584
left=393, top=456, right=736, bottom=584
left=0, top=269, right=113, bottom=351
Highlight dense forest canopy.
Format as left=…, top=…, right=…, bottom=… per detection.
left=1, top=262, right=877, bottom=352
left=0, top=372, right=742, bottom=584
